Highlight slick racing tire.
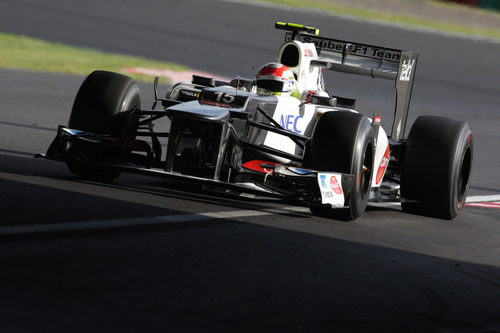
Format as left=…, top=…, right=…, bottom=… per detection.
left=306, top=111, right=374, bottom=221
left=401, top=115, right=473, bottom=219
left=67, top=70, right=141, bottom=181
left=68, top=70, right=141, bottom=135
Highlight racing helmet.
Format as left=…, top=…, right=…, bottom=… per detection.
left=254, top=62, right=296, bottom=96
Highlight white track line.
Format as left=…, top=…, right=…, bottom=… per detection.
left=0, top=206, right=309, bottom=236
left=368, top=202, right=401, bottom=208
left=1, top=195, right=498, bottom=236
left=369, top=195, right=500, bottom=209
left=465, top=195, right=500, bottom=203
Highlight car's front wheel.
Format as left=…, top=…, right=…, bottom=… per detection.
left=305, top=111, right=374, bottom=221
left=66, top=70, right=141, bottom=181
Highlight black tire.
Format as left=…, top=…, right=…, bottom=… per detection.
left=306, top=111, right=374, bottom=221
left=401, top=115, right=473, bottom=219
left=69, top=70, right=141, bottom=135
left=67, top=70, right=141, bottom=181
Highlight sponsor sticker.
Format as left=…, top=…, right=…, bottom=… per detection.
left=376, top=146, right=390, bottom=185
left=330, top=175, right=343, bottom=195
left=279, top=114, right=303, bottom=134
left=299, top=36, right=401, bottom=62
left=262, top=97, right=303, bottom=154
left=317, top=173, right=345, bottom=207
left=302, top=90, right=318, bottom=103
left=399, top=58, right=415, bottom=82
left=180, top=90, right=198, bottom=98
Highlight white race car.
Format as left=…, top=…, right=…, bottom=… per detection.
left=41, top=22, right=473, bottom=220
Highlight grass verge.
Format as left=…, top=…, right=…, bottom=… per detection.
left=0, top=32, right=188, bottom=82
left=259, top=0, right=500, bottom=40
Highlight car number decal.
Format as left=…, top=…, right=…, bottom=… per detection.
left=199, top=90, right=248, bottom=108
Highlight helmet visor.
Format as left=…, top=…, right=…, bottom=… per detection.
left=256, top=79, right=285, bottom=93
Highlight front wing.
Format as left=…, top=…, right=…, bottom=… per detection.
left=39, top=126, right=354, bottom=207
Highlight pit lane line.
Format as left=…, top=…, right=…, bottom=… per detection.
left=0, top=195, right=498, bottom=236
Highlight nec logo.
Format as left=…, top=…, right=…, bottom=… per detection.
left=280, top=114, right=303, bottom=134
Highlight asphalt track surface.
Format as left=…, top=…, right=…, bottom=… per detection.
left=1, top=0, right=500, bottom=331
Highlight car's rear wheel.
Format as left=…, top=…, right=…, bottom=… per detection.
left=67, top=70, right=141, bottom=181
left=401, top=115, right=473, bottom=219
left=305, top=111, right=374, bottom=221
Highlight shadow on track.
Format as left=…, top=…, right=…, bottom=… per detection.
left=0, top=210, right=500, bottom=332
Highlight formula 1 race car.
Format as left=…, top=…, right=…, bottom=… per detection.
left=39, top=22, right=473, bottom=220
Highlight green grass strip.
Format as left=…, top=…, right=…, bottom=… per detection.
left=0, top=32, right=188, bottom=82
left=260, top=0, right=500, bottom=40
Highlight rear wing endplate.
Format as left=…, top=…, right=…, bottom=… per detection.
left=279, top=25, right=418, bottom=141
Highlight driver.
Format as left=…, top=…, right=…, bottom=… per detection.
left=254, top=62, right=300, bottom=99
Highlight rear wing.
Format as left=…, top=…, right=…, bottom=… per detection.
left=276, top=22, right=418, bottom=141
